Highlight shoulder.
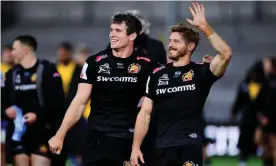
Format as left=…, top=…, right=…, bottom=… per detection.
left=192, top=61, right=209, bottom=70
left=39, top=59, right=56, bottom=68
left=38, top=60, right=61, bottom=79
left=152, top=64, right=168, bottom=75
left=87, top=50, right=110, bottom=64
left=4, top=66, right=17, bottom=78
left=8, top=64, right=21, bottom=73
left=39, top=60, right=58, bottom=75
left=190, top=62, right=212, bottom=77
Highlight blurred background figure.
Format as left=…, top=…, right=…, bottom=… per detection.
left=230, top=60, right=265, bottom=166
left=53, top=42, right=88, bottom=166
left=74, top=45, right=91, bottom=66
left=1, top=44, right=14, bottom=75
left=56, top=42, right=80, bottom=98
left=254, top=57, right=276, bottom=166
left=2, top=34, right=65, bottom=166
left=1, top=44, right=14, bottom=166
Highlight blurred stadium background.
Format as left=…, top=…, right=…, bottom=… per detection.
left=2, top=1, right=276, bottom=166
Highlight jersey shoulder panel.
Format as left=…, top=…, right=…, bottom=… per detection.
left=152, top=64, right=167, bottom=75
left=136, top=55, right=152, bottom=63
left=89, top=50, right=110, bottom=63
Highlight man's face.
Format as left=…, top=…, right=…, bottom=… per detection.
left=1, top=48, right=13, bottom=64
left=11, top=40, right=26, bottom=64
left=57, top=47, right=71, bottom=62
left=168, top=32, right=188, bottom=61
left=109, top=22, right=133, bottom=49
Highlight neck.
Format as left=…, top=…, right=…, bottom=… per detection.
left=8, top=62, right=15, bottom=67
left=112, top=44, right=134, bottom=58
left=172, top=54, right=191, bottom=67
left=3, top=61, right=14, bottom=67
left=59, top=59, right=72, bottom=65
left=20, top=53, right=37, bottom=69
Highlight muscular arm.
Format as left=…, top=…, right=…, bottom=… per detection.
left=187, top=2, right=232, bottom=77
left=201, top=25, right=232, bottom=77
left=132, top=97, right=153, bottom=150
left=55, top=83, right=91, bottom=139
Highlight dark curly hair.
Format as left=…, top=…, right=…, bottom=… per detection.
left=111, top=12, right=142, bottom=36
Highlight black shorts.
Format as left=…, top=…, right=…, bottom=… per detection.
left=5, top=122, right=55, bottom=162
left=9, top=129, right=53, bottom=159
left=84, top=129, right=133, bottom=166
left=153, top=144, right=203, bottom=166
left=10, top=139, right=52, bottom=159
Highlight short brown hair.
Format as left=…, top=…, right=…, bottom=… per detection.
left=170, top=22, right=200, bottom=52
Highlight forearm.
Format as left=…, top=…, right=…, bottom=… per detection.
left=132, top=110, right=151, bottom=149
left=56, top=97, right=86, bottom=139
left=200, top=24, right=232, bottom=57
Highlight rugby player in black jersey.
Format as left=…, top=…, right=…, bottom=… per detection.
left=2, top=35, right=65, bottom=166
left=130, top=2, right=232, bottom=166
left=48, top=12, right=159, bottom=166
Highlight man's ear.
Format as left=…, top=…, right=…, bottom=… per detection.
left=129, top=33, right=138, bottom=42
left=187, top=42, right=195, bottom=52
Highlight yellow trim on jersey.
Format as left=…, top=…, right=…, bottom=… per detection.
left=83, top=100, right=91, bottom=119
left=57, top=61, right=77, bottom=96
left=1, top=63, right=12, bottom=74
left=248, top=82, right=261, bottom=101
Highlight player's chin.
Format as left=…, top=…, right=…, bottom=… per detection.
left=110, top=43, right=120, bottom=49
left=168, top=54, right=177, bottom=61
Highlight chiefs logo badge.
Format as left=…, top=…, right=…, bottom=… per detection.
left=183, top=161, right=196, bottom=166
left=128, top=63, right=141, bottom=74
left=182, top=70, right=194, bottom=82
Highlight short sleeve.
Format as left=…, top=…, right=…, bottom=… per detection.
left=150, top=61, right=160, bottom=71
left=201, top=63, right=221, bottom=86
left=79, top=57, right=97, bottom=84
left=145, top=74, right=155, bottom=100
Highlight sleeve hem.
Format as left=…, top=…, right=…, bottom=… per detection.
left=145, top=93, right=153, bottom=100
left=79, top=80, right=93, bottom=85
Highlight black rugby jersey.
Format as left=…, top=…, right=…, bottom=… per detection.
left=79, top=49, right=157, bottom=138
left=145, top=62, right=221, bottom=147
left=2, top=60, right=65, bottom=133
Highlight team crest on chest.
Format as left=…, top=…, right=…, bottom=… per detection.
left=98, top=63, right=111, bottom=74
left=182, top=70, right=194, bottom=82
left=123, top=161, right=131, bottom=166
left=128, top=63, right=141, bottom=74
left=31, top=73, right=37, bottom=82
left=183, top=161, right=196, bottom=166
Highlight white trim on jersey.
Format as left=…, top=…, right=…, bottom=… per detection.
left=80, top=62, right=88, bottom=80
left=146, top=76, right=151, bottom=94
